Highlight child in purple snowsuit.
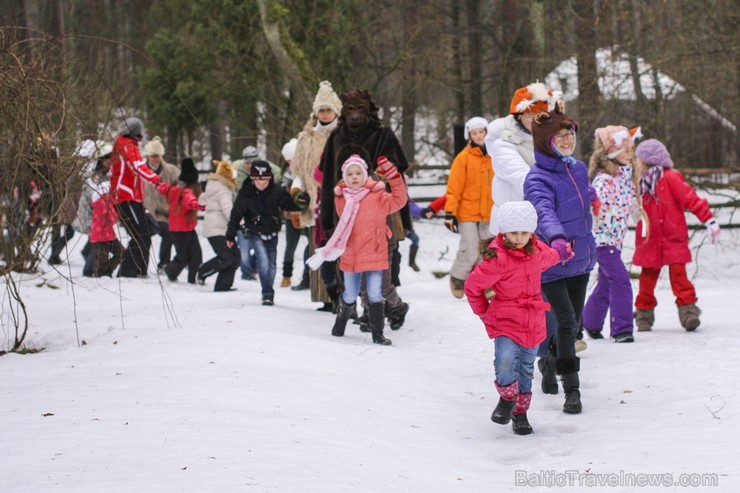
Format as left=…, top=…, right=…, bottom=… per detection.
left=582, top=126, right=642, bottom=343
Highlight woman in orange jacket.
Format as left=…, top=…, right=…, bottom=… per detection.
left=445, top=117, right=494, bottom=297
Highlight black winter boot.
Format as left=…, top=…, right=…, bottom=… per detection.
left=490, top=398, right=516, bottom=424
left=556, top=357, right=582, bottom=414
left=511, top=414, right=533, bottom=435
left=408, top=246, right=420, bottom=272
left=369, top=302, right=391, bottom=345
left=387, top=302, right=410, bottom=330
left=331, top=300, right=356, bottom=337
left=325, top=282, right=340, bottom=314
left=537, top=353, right=559, bottom=395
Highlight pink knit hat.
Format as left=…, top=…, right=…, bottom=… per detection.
left=594, top=126, right=642, bottom=159
left=341, top=155, right=368, bottom=184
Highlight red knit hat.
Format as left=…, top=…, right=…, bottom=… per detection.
left=509, top=82, right=558, bottom=115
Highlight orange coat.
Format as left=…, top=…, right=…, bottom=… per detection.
left=335, top=173, right=407, bottom=273
left=445, top=144, right=493, bottom=222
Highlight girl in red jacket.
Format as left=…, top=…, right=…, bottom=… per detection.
left=158, top=158, right=205, bottom=284
left=464, top=201, right=566, bottom=435
left=308, top=154, right=407, bottom=345
left=633, top=139, right=720, bottom=332
left=90, top=183, right=124, bottom=277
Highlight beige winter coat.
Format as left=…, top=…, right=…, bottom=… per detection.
left=290, top=117, right=337, bottom=228
left=143, top=160, right=179, bottom=222
left=199, top=173, right=236, bottom=237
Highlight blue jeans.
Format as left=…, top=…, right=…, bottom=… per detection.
left=249, top=232, right=278, bottom=298
left=407, top=230, right=419, bottom=248
left=236, top=230, right=257, bottom=279
left=342, top=270, right=383, bottom=305
left=494, top=336, right=537, bottom=394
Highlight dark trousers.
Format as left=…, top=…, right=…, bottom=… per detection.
left=82, top=241, right=95, bottom=277
left=165, top=231, right=202, bottom=284
left=50, top=224, right=74, bottom=261
left=199, top=236, right=240, bottom=291
left=157, top=220, right=173, bottom=268
left=117, top=201, right=152, bottom=277
left=541, top=273, right=590, bottom=360
left=93, top=239, right=124, bottom=277
left=282, top=219, right=309, bottom=281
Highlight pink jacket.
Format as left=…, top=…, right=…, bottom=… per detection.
left=335, top=173, right=407, bottom=273
left=465, top=235, right=561, bottom=349
left=158, top=182, right=205, bottom=232
left=90, top=193, right=119, bottom=243
left=633, top=169, right=713, bottom=268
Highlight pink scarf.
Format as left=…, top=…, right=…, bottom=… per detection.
left=307, top=185, right=371, bottom=270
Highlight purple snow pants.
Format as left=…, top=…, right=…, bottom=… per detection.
left=582, top=246, right=634, bottom=337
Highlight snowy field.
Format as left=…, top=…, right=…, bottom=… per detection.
left=1, top=198, right=739, bottom=492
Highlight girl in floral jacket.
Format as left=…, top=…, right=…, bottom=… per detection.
left=465, top=201, right=565, bottom=435
left=582, top=126, right=642, bottom=343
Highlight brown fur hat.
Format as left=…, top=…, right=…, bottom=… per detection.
left=531, top=101, right=578, bottom=158
left=213, top=160, right=237, bottom=186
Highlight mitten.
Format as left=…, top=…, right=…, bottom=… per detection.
left=591, top=198, right=602, bottom=216
left=444, top=213, right=459, bottom=233
left=421, top=206, right=435, bottom=219
left=705, top=218, right=720, bottom=244
left=376, top=156, right=399, bottom=180
left=551, top=238, right=570, bottom=263
left=293, top=191, right=310, bottom=209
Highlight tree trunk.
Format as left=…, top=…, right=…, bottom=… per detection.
left=572, top=0, right=601, bottom=158
left=466, top=0, right=483, bottom=115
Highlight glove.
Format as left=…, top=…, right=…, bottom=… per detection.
left=444, top=213, right=458, bottom=233
left=551, top=238, right=572, bottom=263
left=591, top=198, right=602, bottom=216
left=705, top=218, right=720, bottom=244
left=293, top=191, right=310, bottom=209
left=421, top=206, right=435, bottom=219
left=376, top=156, right=399, bottom=180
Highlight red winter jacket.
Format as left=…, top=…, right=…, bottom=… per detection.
left=158, top=182, right=205, bottom=232
left=335, top=173, right=407, bottom=273
left=633, top=169, right=713, bottom=268
left=464, top=235, right=560, bottom=349
left=90, top=193, right=119, bottom=243
left=110, top=135, right=160, bottom=204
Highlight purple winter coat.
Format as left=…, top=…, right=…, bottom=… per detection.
left=523, top=150, right=596, bottom=283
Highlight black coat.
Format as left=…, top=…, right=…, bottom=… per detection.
left=319, top=122, right=411, bottom=232
left=226, top=179, right=301, bottom=242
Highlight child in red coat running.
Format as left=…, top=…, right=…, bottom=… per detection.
left=465, top=201, right=568, bottom=435
left=633, top=139, right=720, bottom=331
left=158, top=158, right=206, bottom=284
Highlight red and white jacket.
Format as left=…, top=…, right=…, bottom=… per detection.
left=110, top=135, right=160, bottom=204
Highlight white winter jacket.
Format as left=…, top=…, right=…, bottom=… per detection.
left=486, top=115, right=535, bottom=234
left=199, top=174, right=236, bottom=237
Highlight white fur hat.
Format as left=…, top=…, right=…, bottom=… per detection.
left=464, top=116, right=489, bottom=140
left=281, top=138, right=298, bottom=162
left=312, top=81, right=342, bottom=117
left=497, top=201, right=538, bottom=233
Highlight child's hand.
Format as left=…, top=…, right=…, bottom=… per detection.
left=421, top=206, right=435, bottom=219
left=705, top=218, right=720, bottom=244
left=376, top=156, right=399, bottom=180
left=551, top=238, right=571, bottom=263
left=157, top=182, right=170, bottom=194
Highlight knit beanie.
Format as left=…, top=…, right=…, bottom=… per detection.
left=464, top=117, right=489, bottom=140
left=242, top=145, right=259, bottom=162
left=635, top=139, right=674, bottom=169
left=510, top=82, right=558, bottom=115
left=531, top=102, right=578, bottom=157
left=250, top=160, right=273, bottom=180
left=595, top=126, right=641, bottom=160
left=144, top=136, right=166, bottom=156
left=118, top=117, right=144, bottom=138
left=497, top=201, right=538, bottom=233
left=281, top=138, right=298, bottom=162
left=178, top=158, right=199, bottom=184
left=341, top=155, right=368, bottom=185
left=313, top=81, right=342, bottom=117
left=213, top=160, right=237, bottom=186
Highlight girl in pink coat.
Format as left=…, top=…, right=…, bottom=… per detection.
left=464, top=201, right=566, bottom=435
left=633, top=139, right=720, bottom=332
left=308, top=154, right=407, bottom=345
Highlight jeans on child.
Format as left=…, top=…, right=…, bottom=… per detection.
left=342, top=270, right=383, bottom=305
left=236, top=230, right=257, bottom=279
left=494, top=336, right=537, bottom=393
left=407, top=230, right=420, bottom=248
left=249, top=232, right=278, bottom=298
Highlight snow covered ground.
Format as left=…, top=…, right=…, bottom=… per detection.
left=1, top=209, right=739, bottom=492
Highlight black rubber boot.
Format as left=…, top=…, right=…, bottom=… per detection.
left=511, top=413, right=534, bottom=435
left=325, top=282, right=340, bottom=314
left=331, top=301, right=356, bottom=337
left=369, top=302, right=391, bottom=345
left=387, top=302, right=409, bottom=330
left=556, top=357, right=582, bottom=414
left=490, top=398, right=516, bottom=424
left=408, top=246, right=420, bottom=272
left=537, top=353, right=559, bottom=395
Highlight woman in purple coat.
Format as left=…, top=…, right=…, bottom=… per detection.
left=523, top=102, right=596, bottom=415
